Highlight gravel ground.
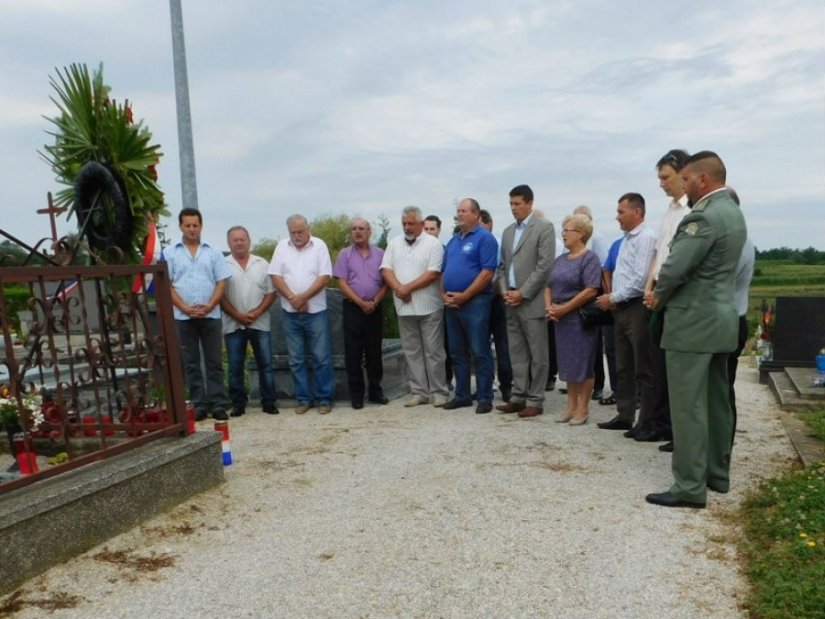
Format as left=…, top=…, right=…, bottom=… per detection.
left=3, top=358, right=797, bottom=618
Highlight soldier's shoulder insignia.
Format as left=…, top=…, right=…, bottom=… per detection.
left=685, top=222, right=699, bottom=236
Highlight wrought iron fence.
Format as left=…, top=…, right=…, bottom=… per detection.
left=0, top=263, right=189, bottom=494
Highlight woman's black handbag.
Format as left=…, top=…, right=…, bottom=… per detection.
left=579, top=300, right=613, bottom=329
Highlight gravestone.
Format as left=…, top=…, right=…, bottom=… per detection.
left=759, top=295, right=825, bottom=383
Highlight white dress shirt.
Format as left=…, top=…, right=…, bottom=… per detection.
left=268, top=236, right=332, bottom=314
left=651, top=194, right=690, bottom=280
left=223, top=254, right=275, bottom=333
left=611, top=221, right=657, bottom=304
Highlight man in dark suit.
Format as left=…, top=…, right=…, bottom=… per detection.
left=644, top=151, right=747, bottom=509
left=495, top=185, right=555, bottom=418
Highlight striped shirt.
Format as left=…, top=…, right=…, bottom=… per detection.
left=611, top=221, right=657, bottom=304
left=163, top=238, right=232, bottom=321
left=380, top=232, right=444, bottom=316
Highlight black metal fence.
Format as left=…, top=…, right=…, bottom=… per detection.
left=0, top=264, right=189, bottom=494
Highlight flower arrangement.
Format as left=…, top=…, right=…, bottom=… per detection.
left=0, top=387, right=45, bottom=431
left=40, top=63, right=169, bottom=263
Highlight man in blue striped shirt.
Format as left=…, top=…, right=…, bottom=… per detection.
left=594, top=194, right=657, bottom=433
left=165, top=208, right=232, bottom=421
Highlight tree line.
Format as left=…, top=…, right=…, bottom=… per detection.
left=755, top=246, right=825, bottom=264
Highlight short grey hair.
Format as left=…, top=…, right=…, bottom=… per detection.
left=226, top=225, right=250, bottom=240
left=402, top=206, right=423, bottom=221
left=286, top=214, right=308, bottom=228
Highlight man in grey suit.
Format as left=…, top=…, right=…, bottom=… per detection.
left=495, top=185, right=556, bottom=417
left=644, top=151, right=747, bottom=509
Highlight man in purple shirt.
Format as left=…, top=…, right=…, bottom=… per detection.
left=333, top=217, right=389, bottom=409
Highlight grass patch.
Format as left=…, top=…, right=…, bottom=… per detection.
left=738, top=461, right=825, bottom=619
left=799, top=409, right=825, bottom=443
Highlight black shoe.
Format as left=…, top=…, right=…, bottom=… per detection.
left=623, top=425, right=642, bottom=439
left=500, top=387, right=512, bottom=402
left=230, top=408, right=246, bottom=418
left=707, top=482, right=729, bottom=494
left=659, top=441, right=674, bottom=453
left=645, top=491, right=705, bottom=509
left=559, top=387, right=568, bottom=394
left=442, top=399, right=473, bottom=410
left=591, top=389, right=603, bottom=401
left=213, top=410, right=229, bottom=421
left=475, top=402, right=493, bottom=414
left=634, top=428, right=667, bottom=442
left=545, top=378, right=556, bottom=391
left=195, top=409, right=207, bottom=422
left=598, top=416, right=633, bottom=430
left=262, top=404, right=280, bottom=415
left=368, top=393, right=389, bottom=405
left=352, top=399, right=364, bottom=410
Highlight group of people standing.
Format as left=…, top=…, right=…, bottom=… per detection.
left=164, top=148, right=752, bottom=509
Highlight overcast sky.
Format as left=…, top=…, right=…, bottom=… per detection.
left=1, top=0, right=823, bottom=254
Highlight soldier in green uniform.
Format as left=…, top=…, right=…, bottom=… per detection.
left=643, top=151, right=747, bottom=508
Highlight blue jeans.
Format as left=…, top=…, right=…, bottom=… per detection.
left=224, top=328, right=276, bottom=410
left=446, top=292, right=494, bottom=403
left=282, top=310, right=333, bottom=405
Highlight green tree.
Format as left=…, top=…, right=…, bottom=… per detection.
left=251, top=237, right=278, bottom=260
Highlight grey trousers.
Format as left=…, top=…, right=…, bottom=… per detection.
left=505, top=309, right=549, bottom=407
left=398, top=311, right=449, bottom=398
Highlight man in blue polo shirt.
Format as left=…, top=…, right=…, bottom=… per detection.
left=440, top=198, right=498, bottom=414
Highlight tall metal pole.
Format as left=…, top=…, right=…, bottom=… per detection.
left=169, top=0, right=199, bottom=211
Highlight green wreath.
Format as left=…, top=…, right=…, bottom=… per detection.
left=40, top=63, right=169, bottom=263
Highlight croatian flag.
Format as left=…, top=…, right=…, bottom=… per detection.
left=131, top=221, right=162, bottom=294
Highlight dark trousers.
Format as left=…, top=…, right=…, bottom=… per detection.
left=176, top=318, right=228, bottom=415
left=489, top=294, right=513, bottom=390
left=547, top=321, right=558, bottom=380
left=727, top=315, right=748, bottom=446
left=342, top=300, right=384, bottom=401
left=613, top=299, right=655, bottom=425
left=593, top=326, right=605, bottom=392
left=602, top=324, right=618, bottom=392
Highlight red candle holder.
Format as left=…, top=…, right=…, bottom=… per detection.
left=13, top=432, right=40, bottom=475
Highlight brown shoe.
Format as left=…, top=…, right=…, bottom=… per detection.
left=295, top=404, right=311, bottom=414
left=318, top=405, right=332, bottom=415
left=518, top=406, right=543, bottom=418
left=496, top=401, right=526, bottom=414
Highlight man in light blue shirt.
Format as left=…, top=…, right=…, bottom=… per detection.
left=595, top=193, right=657, bottom=433
left=164, top=208, right=232, bottom=421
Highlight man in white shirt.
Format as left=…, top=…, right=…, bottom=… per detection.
left=381, top=206, right=449, bottom=407
left=268, top=215, right=334, bottom=414
left=643, top=149, right=691, bottom=450
left=221, top=226, right=278, bottom=417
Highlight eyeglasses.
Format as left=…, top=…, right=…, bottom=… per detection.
left=562, top=228, right=580, bottom=233
left=351, top=227, right=368, bottom=231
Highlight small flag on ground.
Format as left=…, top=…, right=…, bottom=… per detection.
left=214, top=420, right=232, bottom=466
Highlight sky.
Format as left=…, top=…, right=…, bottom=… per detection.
left=1, top=0, right=823, bottom=254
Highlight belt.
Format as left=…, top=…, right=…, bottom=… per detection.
left=614, top=297, right=642, bottom=309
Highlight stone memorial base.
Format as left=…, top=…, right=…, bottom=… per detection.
left=0, top=432, right=223, bottom=594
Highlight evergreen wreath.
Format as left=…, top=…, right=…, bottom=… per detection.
left=40, top=63, right=169, bottom=262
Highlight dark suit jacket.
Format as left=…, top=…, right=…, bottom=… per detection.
left=653, top=189, right=747, bottom=353
left=496, top=214, right=556, bottom=319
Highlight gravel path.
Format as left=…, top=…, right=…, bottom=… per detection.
left=4, top=359, right=797, bottom=618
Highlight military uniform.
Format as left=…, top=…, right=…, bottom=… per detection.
left=652, top=188, right=747, bottom=503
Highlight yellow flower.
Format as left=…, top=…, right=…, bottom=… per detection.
left=800, top=533, right=808, bottom=538
left=807, top=541, right=816, bottom=548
